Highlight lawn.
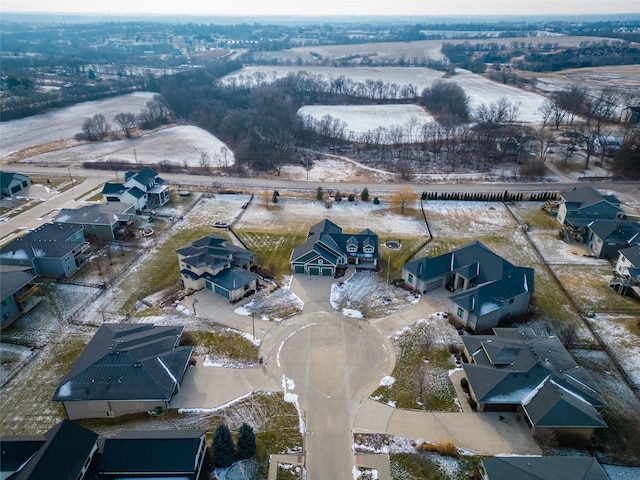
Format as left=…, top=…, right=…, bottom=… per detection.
left=190, top=329, right=259, bottom=364
left=235, top=230, right=307, bottom=280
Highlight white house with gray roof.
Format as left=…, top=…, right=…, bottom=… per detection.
left=0, top=223, right=90, bottom=278
left=290, top=219, right=379, bottom=276
left=102, top=167, right=169, bottom=211
left=585, top=220, right=640, bottom=259
left=462, top=328, right=606, bottom=446
left=402, top=241, right=534, bottom=332
left=612, top=245, right=640, bottom=297
left=176, top=234, right=257, bottom=302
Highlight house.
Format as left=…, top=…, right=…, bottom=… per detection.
left=102, top=167, right=170, bottom=211
left=462, top=328, right=606, bottom=445
left=481, top=456, right=609, bottom=480
left=556, top=186, right=624, bottom=228
left=611, top=245, right=640, bottom=297
left=0, top=419, right=99, bottom=480
left=402, top=241, right=534, bottom=332
left=1, top=171, right=30, bottom=197
left=1, top=266, right=42, bottom=330
left=585, top=220, right=640, bottom=259
left=52, top=323, right=193, bottom=420
left=622, top=106, right=640, bottom=125
left=98, top=430, right=207, bottom=480
left=594, top=135, right=623, bottom=155
left=176, top=234, right=258, bottom=302
left=0, top=223, right=91, bottom=278
left=54, top=203, right=136, bottom=242
left=290, top=219, right=379, bottom=276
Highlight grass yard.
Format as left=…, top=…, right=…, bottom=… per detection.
left=235, top=230, right=307, bottom=280
left=190, top=329, right=259, bottom=363
left=379, top=237, right=430, bottom=281
left=119, top=226, right=214, bottom=315
left=506, top=202, right=561, bottom=229
left=390, top=453, right=482, bottom=480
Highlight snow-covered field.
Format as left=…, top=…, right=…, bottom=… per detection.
left=18, top=125, right=235, bottom=168
left=298, top=104, right=435, bottom=143
left=0, top=92, right=157, bottom=157
left=224, top=66, right=548, bottom=123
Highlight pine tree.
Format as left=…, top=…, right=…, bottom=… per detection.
left=212, top=424, right=235, bottom=468
left=361, top=187, right=370, bottom=201
left=236, top=423, right=257, bottom=460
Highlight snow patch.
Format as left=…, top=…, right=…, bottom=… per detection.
left=379, top=376, right=396, bottom=387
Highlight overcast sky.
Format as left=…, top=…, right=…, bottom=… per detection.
left=2, top=0, right=639, bottom=17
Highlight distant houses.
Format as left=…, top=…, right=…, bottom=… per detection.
left=402, top=241, right=534, bottom=332
left=176, top=234, right=258, bottom=302
left=52, top=323, right=193, bottom=420
left=462, top=328, right=606, bottom=446
left=290, top=219, right=379, bottom=276
left=102, top=167, right=170, bottom=211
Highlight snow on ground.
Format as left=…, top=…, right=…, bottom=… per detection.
left=527, top=230, right=610, bottom=266
left=18, top=125, right=235, bottom=168
left=0, top=343, right=34, bottom=386
left=330, top=271, right=420, bottom=319
left=603, top=465, right=640, bottom=480
left=422, top=201, right=516, bottom=237
left=224, top=66, right=548, bottom=123
left=237, top=197, right=429, bottom=237
left=298, top=104, right=435, bottom=143
left=175, top=194, right=253, bottom=228
left=379, top=376, right=396, bottom=387
left=235, top=288, right=304, bottom=323
left=278, top=156, right=393, bottom=183
left=0, top=92, right=156, bottom=157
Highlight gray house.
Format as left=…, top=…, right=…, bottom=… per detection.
left=481, top=457, right=609, bottom=480
left=290, top=219, right=379, bottom=276
left=1, top=266, right=42, bottom=330
left=0, top=223, right=91, bottom=278
left=0, top=420, right=99, bottom=480
left=402, top=241, right=534, bottom=332
left=176, top=234, right=258, bottom=302
left=102, top=167, right=170, bottom=211
left=0, top=171, right=30, bottom=197
left=556, top=186, right=624, bottom=228
left=585, top=220, right=640, bottom=259
left=99, top=430, right=207, bottom=480
left=463, top=328, right=606, bottom=446
left=54, top=203, right=136, bottom=242
left=53, top=323, right=193, bottom=420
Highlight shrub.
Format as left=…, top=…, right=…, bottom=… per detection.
left=373, top=196, right=380, bottom=205
left=416, top=440, right=459, bottom=458
left=460, top=378, right=469, bottom=390
left=361, top=187, right=370, bottom=201
left=348, top=193, right=355, bottom=202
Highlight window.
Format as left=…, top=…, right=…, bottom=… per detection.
left=509, top=298, right=514, bottom=304
left=408, top=274, right=414, bottom=283
left=457, top=307, right=464, bottom=318
left=2, top=297, right=11, bottom=306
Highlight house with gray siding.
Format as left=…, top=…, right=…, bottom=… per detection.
left=54, top=203, right=136, bottom=242
left=0, top=171, right=30, bottom=197
left=402, top=241, right=534, bottom=332
left=290, top=219, right=379, bottom=276
left=53, top=323, right=193, bottom=420
left=102, top=167, right=169, bottom=211
left=585, top=220, right=640, bottom=259
left=462, top=328, right=606, bottom=446
left=556, top=186, right=624, bottom=228
left=1, top=266, right=42, bottom=330
left=176, top=234, right=257, bottom=302
left=0, top=223, right=90, bottom=278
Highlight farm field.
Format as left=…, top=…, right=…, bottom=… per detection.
left=15, top=125, right=235, bottom=168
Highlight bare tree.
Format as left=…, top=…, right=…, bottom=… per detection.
left=392, top=187, right=413, bottom=214
left=81, top=114, right=110, bottom=141
left=114, top=112, right=137, bottom=138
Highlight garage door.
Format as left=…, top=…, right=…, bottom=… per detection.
left=322, top=267, right=333, bottom=276
left=309, top=267, right=320, bottom=276
left=214, top=285, right=230, bottom=298
left=424, top=279, right=443, bottom=292
left=294, top=265, right=304, bottom=274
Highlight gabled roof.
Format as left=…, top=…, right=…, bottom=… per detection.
left=587, top=220, right=640, bottom=245
left=125, top=166, right=159, bottom=186
left=102, top=182, right=125, bottom=195
left=308, top=218, right=342, bottom=236
left=1, top=268, right=37, bottom=300
left=100, top=430, right=206, bottom=475
left=462, top=329, right=605, bottom=429
left=1, top=171, right=28, bottom=188
left=53, top=324, right=192, bottom=402
left=176, top=235, right=255, bottom=268
left=204, top=266, right=258, bottom=291
left=0, top=420, right=98, bottom=480
left=0, top=223, right=85, bottom=262
left=126, top=186, right=146, bottom=199
left=561, top=186, right=621, bottom=209
left=482, top=456, right=609, bottom=480
left=54, top=203, right=135, bottom=227
left=619, top=245, right=640, bottom=267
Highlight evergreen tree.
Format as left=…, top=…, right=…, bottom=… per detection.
left=361, top=187, right=370, bottom=201
left=212, top=424, right=235, bottom=468
left=236, top=423, right=257, bottom=460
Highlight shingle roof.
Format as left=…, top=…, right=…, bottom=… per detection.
left=0, top=223, right=85, bottom=261
left=462, top=329, right=605, bottom=429
left=54, top=203, right=135, bottom=226
left=482, top=456, right=609, bottom=480
left=0, top=268, right=37, bottom=300
left=561, top=186, right=621, bottom=208
left=102, top=182, right=125, bottom=195
left=205, top=266, right=258, bottom=291
left=0, top=420, right=98, bottom=480
left=587, top=220, right=640, bottom=244
left=619, top=245, right=640, bottom=266
left=100, top=430, right=206, bottom=475
left=53, top=324, right=192, bottom=402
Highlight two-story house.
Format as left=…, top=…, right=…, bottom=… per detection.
left=102, top=167, right=170, bottom=211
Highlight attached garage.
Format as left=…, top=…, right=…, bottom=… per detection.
left=424, top=279, right=443, bottom=292
left=214, top=285, right=230, bottom=298
left=294, top=265, right=305, bottom=274
left=322, top=267, right=333, bottom=276
left=309, top=267, right=320, bottom=276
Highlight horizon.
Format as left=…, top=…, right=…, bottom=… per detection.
left=2, top=1, right=639, bottom=18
